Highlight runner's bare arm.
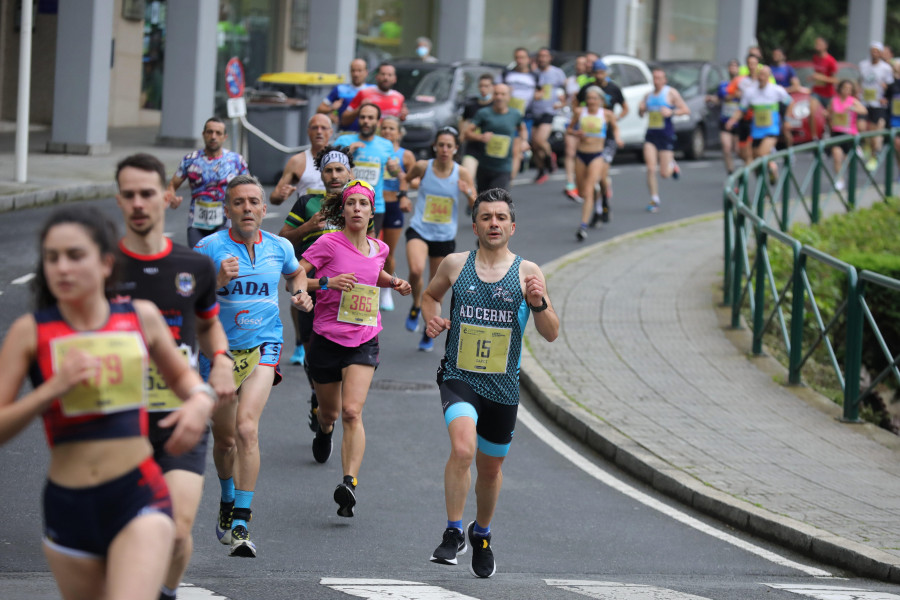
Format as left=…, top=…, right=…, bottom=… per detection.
left=521, top=261, right=559, bottom=342
left=271, top=153, right=304, bottom=205
left=422, top=252, right=468, bottom=338
left=165, top=174, right=186, bottom=209
left=196, top=315, right=236, bottom=406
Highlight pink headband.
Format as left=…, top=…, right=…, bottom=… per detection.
left=341, top=182, right=375, bottom=205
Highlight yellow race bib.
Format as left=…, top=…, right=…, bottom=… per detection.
left=863, top=88, right=877, bottom=103
left=423, top=195, right=454, bottom=224
left=647, top=111, right=664, bottom=129
left=581, top=115, right=604, bottom=135
left=485, top=135, right=511, bottom=159
left=456, top=324, right=511, bottom=374
left=542, top=84, right=553, bottom=101
left=509, top=97, right=526, bottom=113
left=892, top=97, right=900, bottom=117
left=754, top=109, right=773, bottom=128
left=337, top=284, right=380, bottom=327
left=232, top=347, right=261, bottom=389
left=51, top=332, right=147, bottom=417
left=146, top=347, right=192, bottom=412
left=831, top=111, right=849, bottom=128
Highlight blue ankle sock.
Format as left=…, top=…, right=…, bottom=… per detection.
left=473, top=520, right=490, bottom=536
left=232, top=489, right=254, bottom=529
left=219, top=477, right=235, bottom=503
left=448, top=519, right=463, bottom=532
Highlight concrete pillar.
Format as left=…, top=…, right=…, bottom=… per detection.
left=586, top=0, right=628, bottom=56
left=436, top=0, right=485, bottom=62
left=307, top=0, right=357, bottom=75
left=158, top=0, right=218, bottom=147
left=714, top=0, right=758, bottom=66
left=47, top=0, right=113, bottom=155
left=846, top=0, right=886, bottom=62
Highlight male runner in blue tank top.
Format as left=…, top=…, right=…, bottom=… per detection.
left=421, top=187, right=559, bottom=578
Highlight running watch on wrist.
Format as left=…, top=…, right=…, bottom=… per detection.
left=319, top=276, right=329, bottom=291
left=529, top=297, right=549, bottom=312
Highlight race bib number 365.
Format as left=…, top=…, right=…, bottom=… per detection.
left=337, top=284, right=380, bottom=327
left=457, top=324, right=511, bottom=374
left=51, top=332, right=147, bottom=416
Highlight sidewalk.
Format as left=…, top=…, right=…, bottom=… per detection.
left=521, top=215, right=900, bottom=582
left=0, top=125, right=190, bottom=210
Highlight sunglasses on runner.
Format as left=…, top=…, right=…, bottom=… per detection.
left=342, top=179, right=376, bottom=193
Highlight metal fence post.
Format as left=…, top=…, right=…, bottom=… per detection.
left=723, top=189, right=733, bottom=304
left=843, top=269, right=863, bottom=421
left=752, top=229, right=767, bottom=355
left=847, top=135, right=859, bottom=209
left=788, top=246, right=805, bottom=385
left=811, top=141, right=823, bottom=224
left=781, top=151, right=792, bottom=231
left=886, top=129, right=895, bottom=198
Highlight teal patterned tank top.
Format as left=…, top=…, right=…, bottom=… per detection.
left=441, top=250, right=531, bottom=405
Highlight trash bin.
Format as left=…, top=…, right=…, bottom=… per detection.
left=255, top=72, right=344, bottom=146
left=245, top=92, right=307, bottom=184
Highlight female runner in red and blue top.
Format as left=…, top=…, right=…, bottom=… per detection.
left=0, top=207, right=214, bottom=600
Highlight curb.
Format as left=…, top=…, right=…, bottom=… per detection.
left=0, top=183, right=118, bottom=213
left=520, top=213, right=900, bottom=583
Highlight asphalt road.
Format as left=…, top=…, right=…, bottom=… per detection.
left=2, top=156, right=899, bottom=600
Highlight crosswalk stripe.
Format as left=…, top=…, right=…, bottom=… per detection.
left=320, top=578, right=479, bottom=599
left=765, top=583, right=900, bottom=599
left=177, top=583, right=229, bottom=599
left=545, top=579, right=712, bottom=599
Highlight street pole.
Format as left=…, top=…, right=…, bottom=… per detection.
left=15, top=0, right=33, bottom=183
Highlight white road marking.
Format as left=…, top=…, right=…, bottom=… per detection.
left=177, top=583, right=229, bottom=599
left=517, top=406, right=833, bottom=577
left=545, top=579, right=712, bottom=599
left=11, top=273, right=35, bottom=285
left=320, top=578, right=479, bottom=599
left=765, top=583, right=900, bottom=599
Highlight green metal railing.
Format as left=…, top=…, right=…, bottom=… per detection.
left=723, top=128, right=900, bottom=422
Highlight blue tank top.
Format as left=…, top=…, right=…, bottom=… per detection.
left=646, top=85, right=675, bottom=137
left=382, top=146, right=407, bottom=193
left=410, top=160, right=460, bottom=242
left=578, top=108, right=607, bottom=138
left=891, top=92, right=900, bottom=128
left=441, top=251, right=530, bottom=405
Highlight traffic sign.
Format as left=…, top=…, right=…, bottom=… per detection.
left=225, top=57, right=245, bottom=99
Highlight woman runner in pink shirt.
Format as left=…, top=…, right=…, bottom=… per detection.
left=828, top=80, right=867, bottom=191
left=298, top=180, right=411, bottom=518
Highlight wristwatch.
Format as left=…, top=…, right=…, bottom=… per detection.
left=529, top=297, right=549, bottom=312
left=319, top=276, right=329, bottom=291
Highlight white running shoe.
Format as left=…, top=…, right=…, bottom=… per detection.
left=380, top=287, right=394, bottom=311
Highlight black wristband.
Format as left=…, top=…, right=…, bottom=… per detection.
left=529, top=297, right=549, bottom=312
left=397, top=191, right=408, bottom=199
left=292, top=289, right=306, bottom=297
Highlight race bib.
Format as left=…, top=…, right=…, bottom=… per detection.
left=232, top=347, right=261, bottom=389
left=647, top=111, right=664, bottom=129
left=722, top=101, right=739, bottom=118
left=509, top=97, right=526, bottom=113
left=863, top=88, right=878, bottom=103
left=353, top=161, right=381, bottom=186
left=51, top=332, right=147, bottom=417
left=542, top=84, right=553, bottom=101
left=146, top=347, right=192, bottom=412
left=485, top=135, right=511, bottom=159
left=193, top=199, right=225, bottom=230
left=456, top=324, right=511, bottom=374
left=754, top=108, right=773, bottom=128
left=831, top=111, right=849, bottom=127
left=423, top=195, right=454, bottom=224
left=892, top=97, right=900, bottom=116
left=581, top=115, right=604, bottom=136
left=383, top=165, right=397, bottom=182
left=337, top=284, right=380, bottom=327
left=307, top=187, right=326, bottom=196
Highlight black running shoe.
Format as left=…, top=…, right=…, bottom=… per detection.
left=216, top=500, right=234, bottom=545
left=307, top=391, right=318, bottom=433
left=334, top=482, right=357, bottom=517
left=312, top=423, right=333, bottom=463
left=430, top=527, right=467, bottom=565
left=589, top=212, right=602, bottom=228
left=229, top=524, right=257, bottom=558
left=467, top=521, right=496, bottom=578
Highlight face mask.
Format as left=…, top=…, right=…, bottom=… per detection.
left=481, top=92, right=492, bottom=101
left=416, top=46, right=428, bottom=58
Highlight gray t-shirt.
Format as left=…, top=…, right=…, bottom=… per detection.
left=531, top=65, right=567, bottom=117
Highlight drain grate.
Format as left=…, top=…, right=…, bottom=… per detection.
left=370, top=379, right=438, bottom=392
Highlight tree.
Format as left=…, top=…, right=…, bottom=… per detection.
left=756, top=0, right=848, bottom=60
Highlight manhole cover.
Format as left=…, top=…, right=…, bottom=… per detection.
left=370, top=379, right=437, bottom=392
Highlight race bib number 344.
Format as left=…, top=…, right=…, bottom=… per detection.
left=51, top=332, right=147, bottom=416
left=457, top=324, right=511, bottom=374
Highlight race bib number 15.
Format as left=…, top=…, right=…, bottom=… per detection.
left=456, top=324, right=511, bottom=374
